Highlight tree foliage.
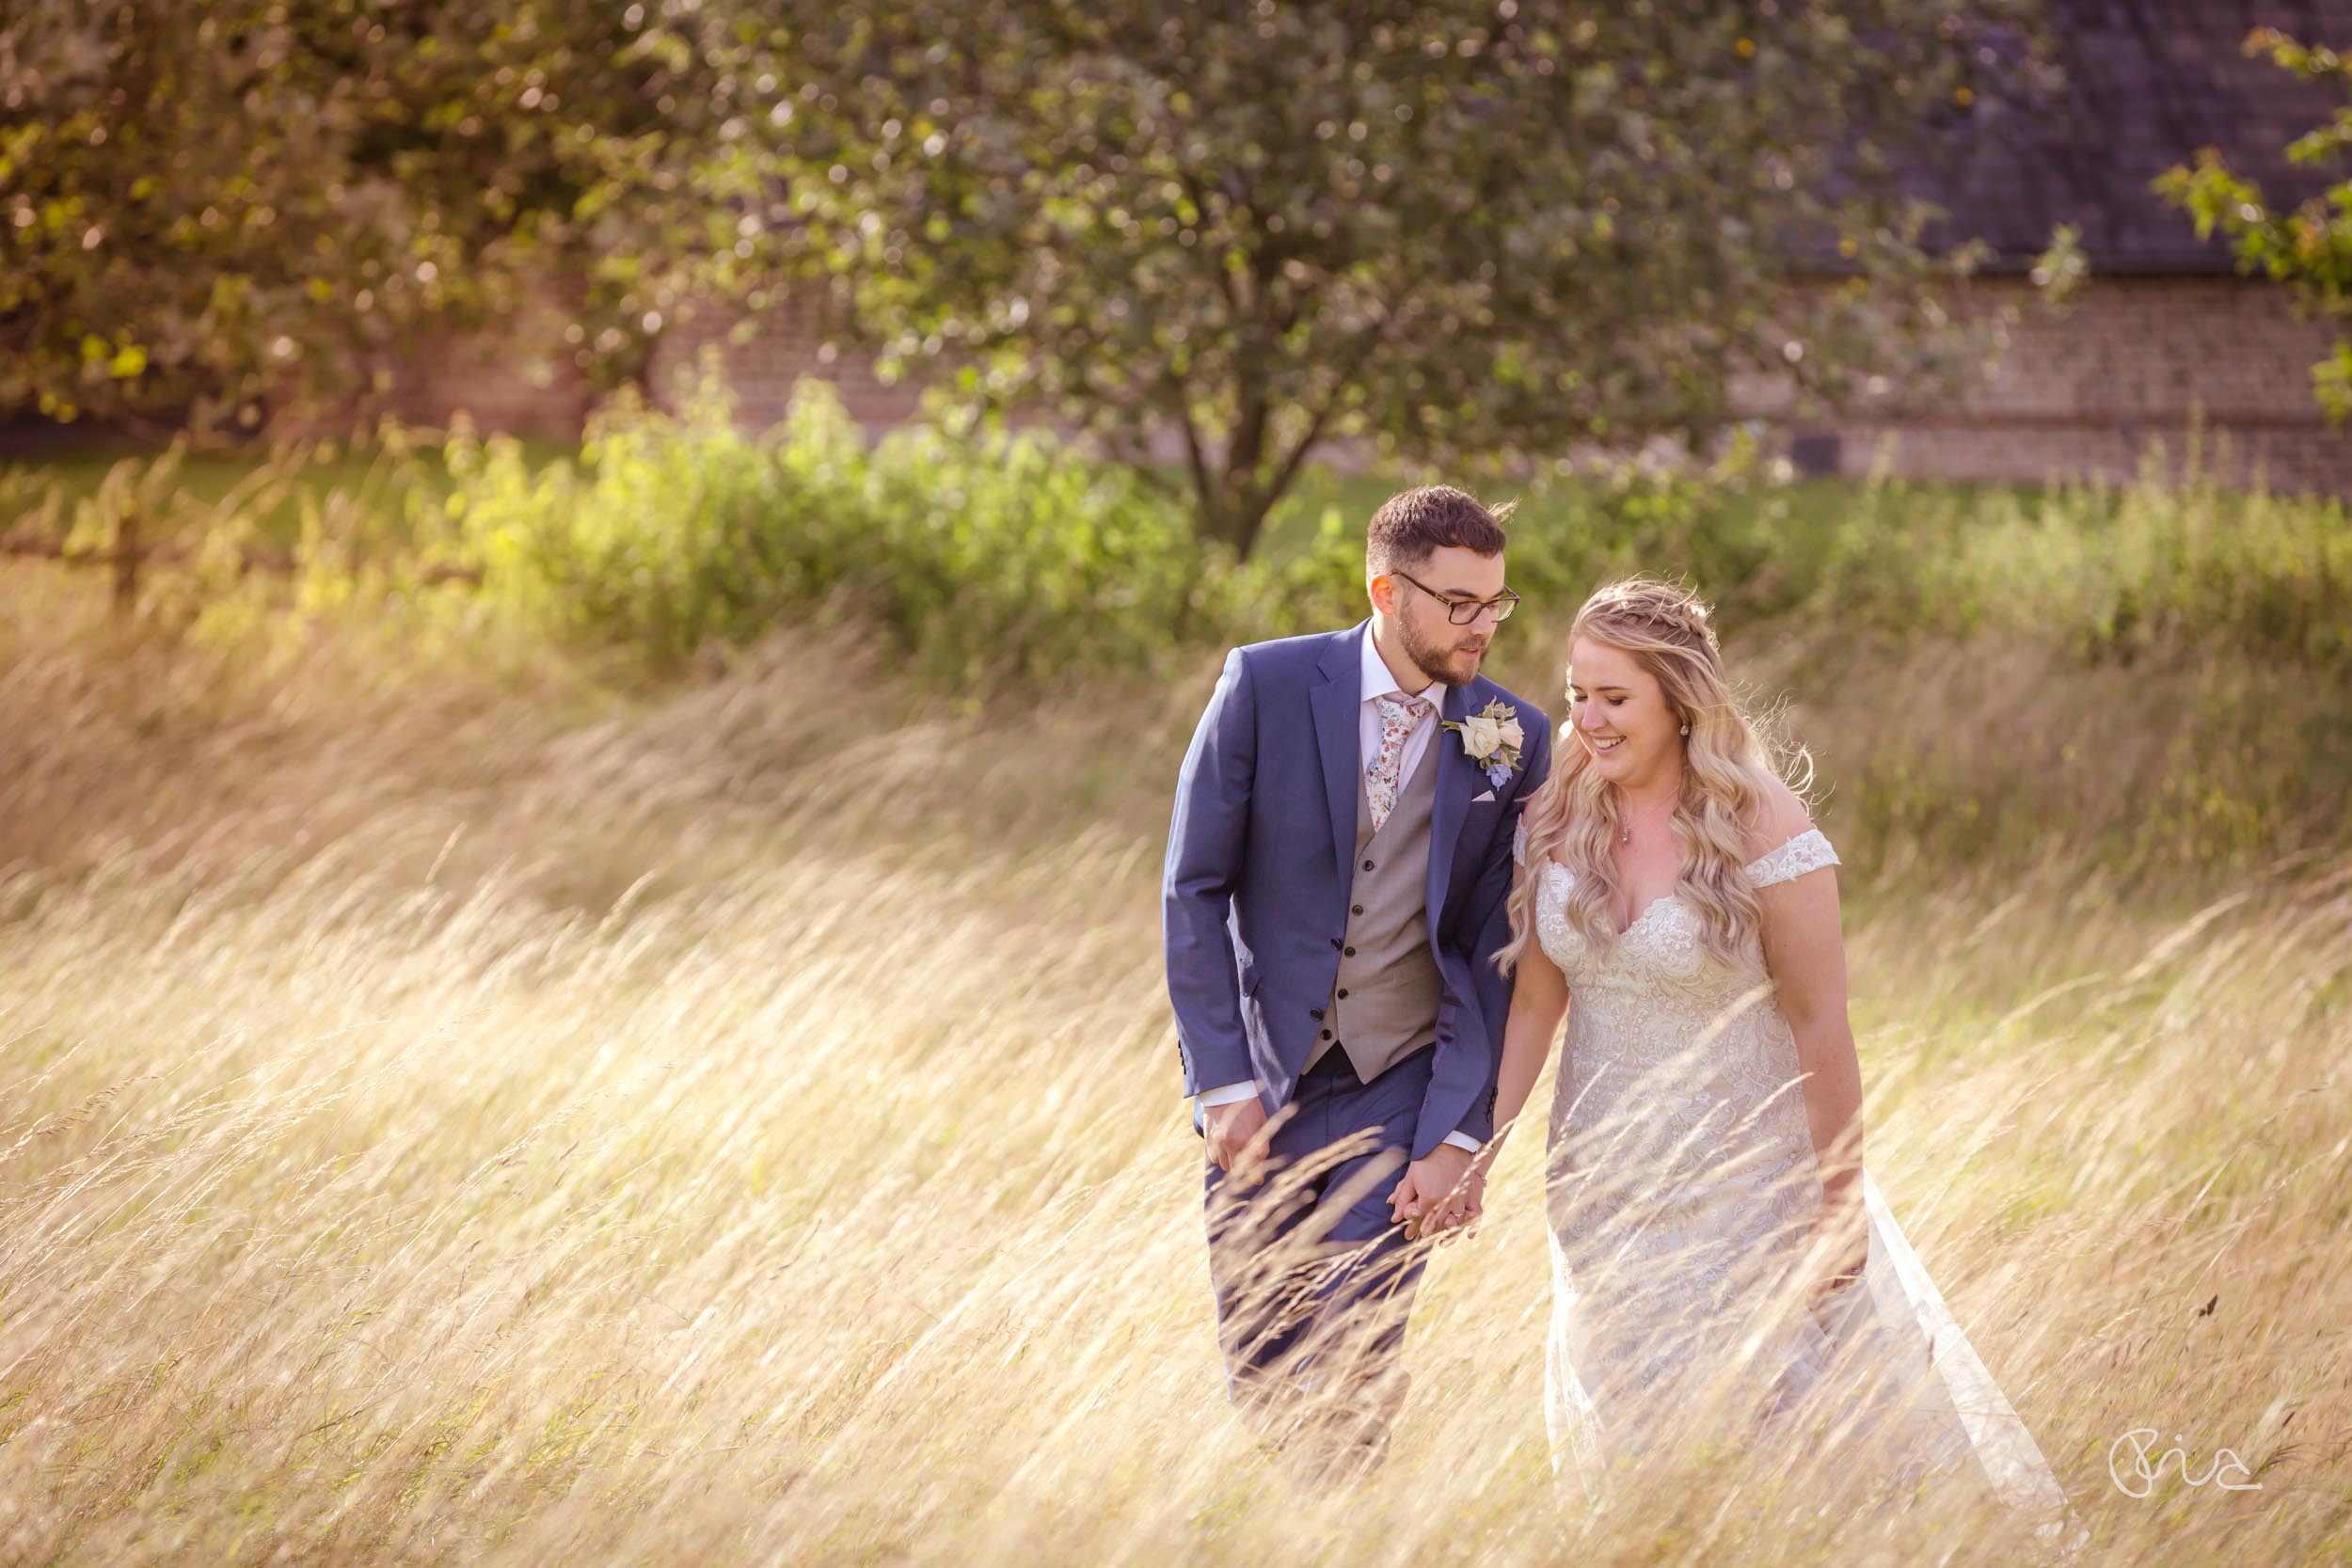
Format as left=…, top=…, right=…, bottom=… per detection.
left=2156, top=28, right=2352, bottom=426
left=0, top=0, right=742, bottom=432
left=779, top=0, right=2052, bottom=555
left=5, top=0, right=2060, bottom=553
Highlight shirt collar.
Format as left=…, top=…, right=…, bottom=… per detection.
left=1359, top=622, right=1440, bottom=708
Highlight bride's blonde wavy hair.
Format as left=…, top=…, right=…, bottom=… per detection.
left=1499, top=578, right=1809, bottom=975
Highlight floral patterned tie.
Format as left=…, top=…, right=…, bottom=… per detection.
left=1366, top=693, right=1433, bottom=832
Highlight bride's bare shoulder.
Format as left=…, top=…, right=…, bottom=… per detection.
left=1738, top=776, right=1816, bottom=863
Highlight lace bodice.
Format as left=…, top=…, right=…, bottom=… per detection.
left=1513, top=821, right=1836, bottom=1024
left=1517, top=824, right=1846, bottom=1406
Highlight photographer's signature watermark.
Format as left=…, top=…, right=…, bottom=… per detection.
left=2108, top=1429, right=2263, bottom=1497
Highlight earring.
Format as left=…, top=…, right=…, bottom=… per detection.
left=1678, top=721, right=1691, bottom=736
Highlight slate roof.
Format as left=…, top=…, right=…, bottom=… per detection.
left=1910, top=0, right=2352, bottom=273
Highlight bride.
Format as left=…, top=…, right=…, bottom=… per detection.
left=1450, top=578, right=2068, bottom=1520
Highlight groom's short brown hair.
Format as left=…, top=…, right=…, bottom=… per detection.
left=1365, top=485, right=1513, bottom=575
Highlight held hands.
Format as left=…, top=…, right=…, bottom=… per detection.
left=1386, top=1144, right=1485, bottom=1242
left=1214, top=1098, right=1492, bottom=1239
left=1804, top=1204, right=1869, bottom=1307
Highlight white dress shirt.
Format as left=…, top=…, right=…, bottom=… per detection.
left=1197, top=625, right=1482, bottom=1155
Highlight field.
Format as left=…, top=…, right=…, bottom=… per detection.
left=1, top=429, right=2348, bottom=1564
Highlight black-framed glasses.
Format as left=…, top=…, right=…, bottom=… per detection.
left=1393, top=570, right=1519, bottom=626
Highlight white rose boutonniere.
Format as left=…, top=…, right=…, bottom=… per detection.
left=1443, top=699, right=1527, bottom=789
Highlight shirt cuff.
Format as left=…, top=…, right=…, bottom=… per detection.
left=1195, top=1080, right=1262, bottom=1108
left=1439, top=1130, right=1482, bottom=1155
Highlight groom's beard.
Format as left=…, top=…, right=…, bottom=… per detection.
left=1399, top=610, right=1485, bottom=688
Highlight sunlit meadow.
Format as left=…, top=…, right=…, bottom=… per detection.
left=1, top=431, right=2347, bottom=1563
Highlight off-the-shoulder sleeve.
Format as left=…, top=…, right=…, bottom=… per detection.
left=1745, top=827, right=1839, bottom=889
left=1513, top=816, right=1528, bottom=867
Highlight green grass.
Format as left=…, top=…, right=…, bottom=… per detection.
left=2, top=380, right=2346, bottom=882
left=0, top=435, right=578, bottom=551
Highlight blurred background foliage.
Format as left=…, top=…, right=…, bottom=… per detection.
left=6, top=382, right=2344, bottom=883
left=0, top=0, right=756, bottom=431
left=2156, top=26, right=2352, bottom=425
left=3, top=0, right=2347, bottom=885
left=774, top=0, right=2056, bottom=553
left=6, top=0, right=2062, bottom=546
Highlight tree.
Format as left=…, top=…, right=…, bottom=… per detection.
left=2156, top=28, right=2352, bottom=427
left=775, top=0, right=2052, bottom=557
left=0, top=1, right=748, bottom=434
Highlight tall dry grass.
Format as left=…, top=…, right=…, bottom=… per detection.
left=0, top=571, right=2346, bottom=1564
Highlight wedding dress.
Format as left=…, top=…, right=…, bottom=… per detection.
left=1520, top=823, right=2069, bottom=1523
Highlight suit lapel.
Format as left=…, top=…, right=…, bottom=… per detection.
left=1309, top=624, right=1365, bottom=884
left=1423, top=678, right=1478, bottom=933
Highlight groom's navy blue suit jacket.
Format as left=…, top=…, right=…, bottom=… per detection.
left=1162, top=620, right=1553, bottom=1162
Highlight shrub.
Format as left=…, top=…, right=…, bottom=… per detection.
left=450, top=378, right=1252, bottom=683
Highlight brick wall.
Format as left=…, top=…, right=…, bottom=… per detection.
left=648, top=293, right=926, bottom=432
left=1748, top=275, right=2352, bottom=494
left=374, top=330, right=592, bottom=439
left=264, top=300, right=593, bottom=443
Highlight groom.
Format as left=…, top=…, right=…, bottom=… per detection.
left=1162, top=485, right=1551, bottom=1475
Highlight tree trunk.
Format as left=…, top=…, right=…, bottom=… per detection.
left=1188, top=376, right=1284, bottom=560
left=1190, top=467, right=1281, bottom=562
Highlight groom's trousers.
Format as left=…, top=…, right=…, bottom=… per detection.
left=1201, top=1042, right=1435, bottom=1439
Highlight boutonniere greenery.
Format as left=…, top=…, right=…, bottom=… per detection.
left=1444, top=699, right=1527, bottom=789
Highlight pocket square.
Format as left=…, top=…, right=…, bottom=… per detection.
left=1471, top=789, right=1497, bottom=803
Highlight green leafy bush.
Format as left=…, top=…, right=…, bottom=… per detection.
left=441, top=383, right=2351, bottom=689
left=438, top=380, right=1825, bottom=682
left=449, top=379, right=1263, bottom=682
left=1808, top=463, right=2352, bottom=666
left=7, top=401, right=2347, bottom=876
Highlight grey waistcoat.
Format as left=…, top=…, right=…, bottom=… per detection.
left=1309, top=738, right=1444, bottom=1082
